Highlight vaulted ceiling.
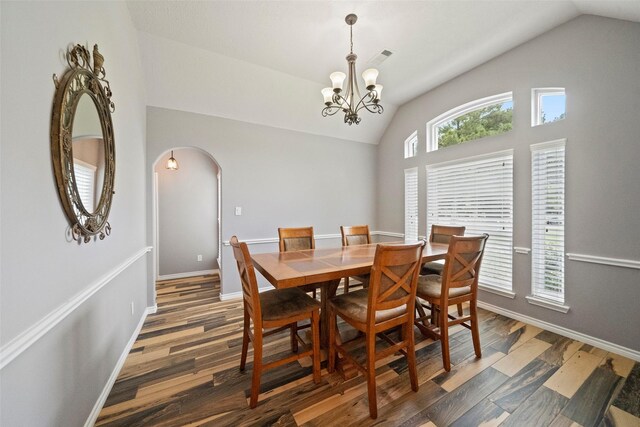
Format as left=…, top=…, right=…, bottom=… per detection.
left=127, top=1, right=640, bottom=144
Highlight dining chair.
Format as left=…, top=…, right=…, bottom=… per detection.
left=340, top=225, right=372, bottom=293
left=328, top=241, right=425, bottom=419
left=414, top=234, right=489, bottom=372
left=230, top=236, right=321, bottom=408
left=278, top=226, right=319, bottom=297
left=421, top=224, right=466, bottom=317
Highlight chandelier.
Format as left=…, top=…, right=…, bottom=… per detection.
left=321, top=14, right=383, bottom=125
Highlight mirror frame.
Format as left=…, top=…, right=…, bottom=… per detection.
left=51, top=44, right=115, bottom=243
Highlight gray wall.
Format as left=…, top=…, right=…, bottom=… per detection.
left=154, top=148, right=219, bottom=276
left=0, top=2, right=149, bottom=425
left=146, top=107, right=377, bottom=296
left=376, top=15, right=640, bottom=351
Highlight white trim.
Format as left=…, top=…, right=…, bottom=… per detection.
left=477, top=301, right=640, bottom=362
left=0, top=246, right=152, bottom=370
left=566, top=253, right=640, bottom=270
left=427, top=92, right=513, bottom=152
left=404, top=130, right=418, bottom=159
left=220, top=286, right=273, bottom=301
left=222, top=231, right=407, bottom=246
left=514, top=247, right=531, bottom=254
left=479, top=285, right=516, bottom=299
left=157, top=269, right=219, bottom=281
left=84, top=306, right=153, bottom=427
left=526, top=295, right=570, bottom=313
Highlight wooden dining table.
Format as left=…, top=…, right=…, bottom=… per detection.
left=251, top=241, right=449, bottom=347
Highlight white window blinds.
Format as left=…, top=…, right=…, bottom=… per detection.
left=73, top=159, right=96, bottom=212
left=404, top=167, right=418, bottom=241
left=531, top=140, right=565, bottom=303
left=427, top=151, right=513, bottom=291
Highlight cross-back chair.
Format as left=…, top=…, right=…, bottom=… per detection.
left=414, top=234, right=489, bottom=372
left=328, top=241, right=425, bottom=419
left=278, top=227, right=319, bottom=297
left=340, top=225, right=372, bottom=293
left=230, top=236, right=321, bottom=408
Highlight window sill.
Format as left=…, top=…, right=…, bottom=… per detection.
left=479, top=285, right=516, bottom=299
left=526, top=295, right=570, bottom=313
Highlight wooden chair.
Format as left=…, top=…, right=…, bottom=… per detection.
left=230, top=236, right=321, bottom=408
left=278, top=227, right=319, bottom=297
left=340, top=225, right=372, bottom=293
left=328, top=241, right=425, bottom=419
left=421, top=225, right=466, bottom=317
left=414, top=234, right=489, bottom=372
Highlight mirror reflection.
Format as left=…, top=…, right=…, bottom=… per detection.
left=71, top=94, right=105, bottom=213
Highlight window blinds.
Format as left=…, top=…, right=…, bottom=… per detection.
left=73, top=159, right=96, bottom=213
left=531, top=140, right=565, bottom=303
left=404, top=167, right=418, bottom=241
left=426, top=151, right=513, bottom=291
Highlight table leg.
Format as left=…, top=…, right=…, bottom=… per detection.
left=319, top=279, right=340, bottom=348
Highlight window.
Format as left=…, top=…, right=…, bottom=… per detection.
left=404, top=131, right=418, bottom=158
left=73, top=159, right=97, bottom=212
left=532, top=88, right=566, bottom=126
left=427, top=151, right=513, bottom=292
left=427, top=92, right=513, bottom=152
left=404, top=167, right=418, bottom=241
left=530, top=139, right=567, bottom=309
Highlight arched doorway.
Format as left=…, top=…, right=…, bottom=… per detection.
left=152, top=148, right=222, bottom=302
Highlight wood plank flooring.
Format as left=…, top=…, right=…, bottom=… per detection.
left=96, top=275, right=640, bottom=426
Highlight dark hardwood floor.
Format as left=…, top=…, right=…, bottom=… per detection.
left=96, top=275, right=640, bottom=426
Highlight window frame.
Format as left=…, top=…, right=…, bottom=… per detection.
left=426, top=92, right=513, bottom=152
left=528, top=138, right=569, bottom=313
left=426, top=150, right=514, bottom=295
left=531, top=87, right=566, bottom=127
left=404, top=131, right=418, bottom=159
left=404, top=167, right=419, bottom=241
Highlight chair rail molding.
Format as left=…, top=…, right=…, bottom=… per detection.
left=0, top=246, right=152, bottom=370
left=222, top=231, right=405, bottom=246
left=566, top=253, right=640, bottom=270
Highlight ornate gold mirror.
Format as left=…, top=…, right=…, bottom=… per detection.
left=51, top=44, right=115, bottom=243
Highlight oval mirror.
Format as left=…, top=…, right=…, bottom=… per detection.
left=51, top=44, right=115, bottom=243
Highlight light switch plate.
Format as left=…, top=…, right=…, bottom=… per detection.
left=235, top=206, right=242, bottom=216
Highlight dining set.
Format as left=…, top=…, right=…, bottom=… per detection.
left=230, top=225, right=489, bottom=419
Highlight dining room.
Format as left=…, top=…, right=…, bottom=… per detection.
left=2, top=1, right=640, bottom=426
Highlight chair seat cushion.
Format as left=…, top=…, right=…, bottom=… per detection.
left=421, top=261, right=444, bottom=276
left=330, top=288, right=407, bottom=324
left=417, top=275, right=471, bottom=299
left=260, top=288, right=320, bottom=322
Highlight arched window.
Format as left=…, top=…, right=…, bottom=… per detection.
left=426, top=92, right=513, bottom=152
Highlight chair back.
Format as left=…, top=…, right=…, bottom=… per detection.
left=230, top=236, right=262, bottom=327
left=441, top=234, right=489, bottom=297
left=340, top=225, right=371, bottom=246
left=367, top=241, right=425, bottom=323
left=278, top=227, right=315, bottom=252
left=429, top=225, right=466, bottom=244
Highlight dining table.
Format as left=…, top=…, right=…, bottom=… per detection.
left=251, top=240, right=449, bottom=347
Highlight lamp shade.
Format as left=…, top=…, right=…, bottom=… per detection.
left=330, top=72, right=346, bottom=91
left=166, top=150, right=179, bottom=170
left=374, top=84, right=383, bottom=101
left=362, top=68, right=379, bottom=89
left=321, top=87, right=334, bottom=104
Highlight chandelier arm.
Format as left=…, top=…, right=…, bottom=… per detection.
left=322, top=105, right=344, bottom=117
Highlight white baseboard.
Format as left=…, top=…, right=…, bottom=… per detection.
left=0, top=247, right=152, bottom=370
left=220, top=286, right=273, bottom=301
left=157, top=269, right=219, bottom=281
left=84, top=306, right=153, bottom=427
left=477, top=301, right=640, bottom=362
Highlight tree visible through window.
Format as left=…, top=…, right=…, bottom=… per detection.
left=427, top=93, right=513, bottom=152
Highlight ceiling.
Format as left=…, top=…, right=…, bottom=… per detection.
left=126, top=1, right=640, bottom=143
